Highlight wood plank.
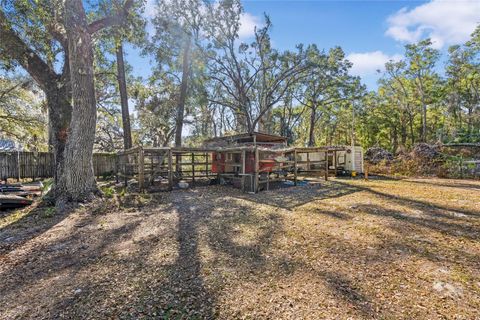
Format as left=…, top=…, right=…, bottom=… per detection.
left=168, top=149, right=173, bottom=190
left=138, top=147, right=145, bottom=192
left=294, top=150, right=297, bottom=186
left=254, top=147, right=259, bottom=193
left=324, top=151, right=328, bottom=181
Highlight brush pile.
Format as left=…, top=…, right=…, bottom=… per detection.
left=365, top=147, right=394, bottom=164
left=411, top=143, right=441, bottom=160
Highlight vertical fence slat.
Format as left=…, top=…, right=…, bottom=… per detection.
left=0, top=151, right=117, bottom=180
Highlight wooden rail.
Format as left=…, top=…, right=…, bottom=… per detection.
left=2, top=145, right=357, bottom=192
left=118, top=145, right=351, bottom=193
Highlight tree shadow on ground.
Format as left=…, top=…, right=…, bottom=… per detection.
left=0, top=202, right=79, bottom=256
left=402, top=178, right=480, bottom=191
left=0, top=191, right=218, bottom=319
left=231, top=179, right=362, bottom=210
left=4, top=180, right=478, bottom=319
left=0, top=183, right=385, bottom=319
left=335, top=174, right=399, bottom=181
left=155, top=193, right=216, bottom=318
left=351, top=203, right=480, bottom=267
left=197, top=186, right=381, bottom=318
left=353, top=204, right=479, bottom=240
left=312, top=207, right=353, bottom=220
left=334, top=180, right=480, bottom=219
left=0, top=210, right=145, bottom=313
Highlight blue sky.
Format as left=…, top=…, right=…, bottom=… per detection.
left=130, top=0, right=480, bottom=89
left=241, top=0, right=409, bottom=88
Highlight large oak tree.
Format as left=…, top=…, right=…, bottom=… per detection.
left=0, top=0, right=133, bottom=204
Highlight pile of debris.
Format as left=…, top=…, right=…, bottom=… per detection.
left=365, top=147, right=394, bottom=164
left=411, top=143, right=441, bottom=160
left=441, top=143, right=480, bottom=159
left=0, top=182, right=43, bottom=209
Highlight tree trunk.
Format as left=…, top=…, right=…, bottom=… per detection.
left=391, top=126, right=398, bottom=154
left=57, top=0, right=98, bottom=203
left=45, top=84, right=72, bottom=190
left=308, top=107, right=316, bottom=147
left=116, top=41, right=133, bottom=150
left=174, top=37, right=192, bottom=147
left=258, top=108, right=273, bottom=133
left=400, top=129, right=407, bottom=150
left=467, top=106, right=473, bottom=135
left=408, top=114, right=415, bottom=146
left=236, top=111, right=248, bottom=133
left=421, top=102, right=427, bottom=142
left=0, top=9, right=74, bottom=202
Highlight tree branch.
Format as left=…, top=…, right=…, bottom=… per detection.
left=87, top=0, right=134, bottom=34
left=0, top=11, right=58, bottom=89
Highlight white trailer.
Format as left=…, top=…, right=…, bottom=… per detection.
left=335, top=146, right=364, bottom=174
left=296, top=146, right=364, bottom=174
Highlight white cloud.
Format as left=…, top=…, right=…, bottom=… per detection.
left=142, top=2, right=260, bottom=41
left=347, top=51, right=402, bottom=77
left=238, top=13, right=262, bottom=39
left=386, top=0, right=480, bottom=49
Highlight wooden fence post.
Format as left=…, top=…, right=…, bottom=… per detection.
left=138, top=147, right=145, bottom=192
left=364, top=161, right=369, bottom=181
left=115, top=154, right=119, bottom=183
left=241, top=149, right=246, bottom=192
left=307, top=152, right=310, bottom=171
left=324, top=151, right=328, bottom=181
left=333, top=151, right=337, bottom=177
left=191, top=153, right=195, bottom=183
left=168, top=149, right=173, bottom=190
left=254, top=147, right=259, bottom=193
left=17, top=150, right=21, bottom=181
left=294, top=150, right=298, bottom=186
left=205, top=152, right=209, bottom=178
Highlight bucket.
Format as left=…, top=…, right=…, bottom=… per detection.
left=351, top=171, right=357, bottom=177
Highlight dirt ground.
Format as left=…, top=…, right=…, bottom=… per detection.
left=1, top=177, right=479, bottom=319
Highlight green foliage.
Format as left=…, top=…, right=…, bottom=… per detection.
left=41, top=178, right=54, bottom=193
left=118, top=187, right=126, bottom=197
left=360, top=34, right=479, bottom=152
left=0, top=77, right=47, bottom=150
left=131, top=79, right=177, bottom=147
left=2, top=0, right=480, bottom=158
left=0, top=0, right=64, bottom=71
left=42, top=207, right=56, bottom=218
left=279, top=44, right=365, bottom=147
left=101, top=186, right=115, bottom=198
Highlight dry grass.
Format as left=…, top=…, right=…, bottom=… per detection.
left=1, top=177, right=479, bottom=319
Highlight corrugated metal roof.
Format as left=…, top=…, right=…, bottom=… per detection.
left=203, top=132, right=287, bottom=145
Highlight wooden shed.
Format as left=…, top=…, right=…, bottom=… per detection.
left=205, top=132, right=288, bottom=176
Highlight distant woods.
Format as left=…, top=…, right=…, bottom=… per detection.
left=369, top=37, right=480, bottom=153
left=0, top=0, right=479, bottom=204
left=140, top=0, right=480, bottom=151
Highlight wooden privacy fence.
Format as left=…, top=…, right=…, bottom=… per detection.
left=0, top=151, right=117, bottom=181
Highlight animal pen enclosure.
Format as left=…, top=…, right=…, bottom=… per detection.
left=1, top=133, right=364, bottom=193
left=118, top=144, right=352, bottom=193
left=117, top=147, right=215, bottom=191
